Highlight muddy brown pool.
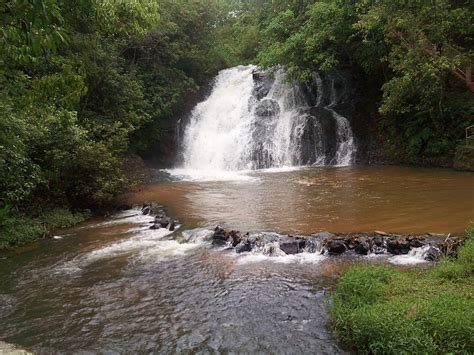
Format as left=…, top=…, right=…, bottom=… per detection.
left=132, top=166, right=474, bottom=235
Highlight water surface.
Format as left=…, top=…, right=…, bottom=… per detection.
left=0, top=166, right=472, bottom=353
left=137, top=166, right=474, bottom=235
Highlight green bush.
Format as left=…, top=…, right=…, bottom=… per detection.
left=332, top=230, right=474, bottom=354
left=0, top=206, right=89, bottom=250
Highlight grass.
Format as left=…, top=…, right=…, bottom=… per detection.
left=0, top=206, right=90, bottom=250
left=332, top=229, right=474, bottom=354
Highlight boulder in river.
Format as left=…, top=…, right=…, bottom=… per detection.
left=207, top=226, right=465, bottom=260
left=235, top=239, right=252, bottom=253
left=154, top=216, right=171, bottom=228
left=212, top=226, right=228, bottom=246
left=407, top=236, right=425, bottom=248
left=387, top=238, right=411, bottom=255
left=279, top=236, right=306, bottom=254
left=373, top=235, right=384, bottom=247
left=168, top=220, right=176, bottom=231
left=141, top=202, right=162, bottom=216
left=354, top=238, right=370, bottom=255
left=228, top=230, right=242, bottom=247
left=324, top=240, right=347, bottom=255
left=142, top=204, right=153, bottom=215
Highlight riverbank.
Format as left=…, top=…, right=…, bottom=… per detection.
left=332, top=228, right=474, bottom=354
left=0, top=155, right=153, bottom=250
left=0, top=207, right=90, bottom=250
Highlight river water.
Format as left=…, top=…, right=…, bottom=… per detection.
left=0, top=166, right=472, bottom=353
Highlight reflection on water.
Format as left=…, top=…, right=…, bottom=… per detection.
left=130, top=166, right=474, bottom=234
left=0, top=166, right=472, bottom=353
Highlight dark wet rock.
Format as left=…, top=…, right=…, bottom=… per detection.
left=141, top=202, right=163, bottom=216
left=424, top=246, right=442, bottom=261
left=307, top=106, right=338, bottom=165
left=407, top=236, right=425, bottom=248
left=255, top=99, right=280, bottom=117
left=325, top=240, right=347, bottom=255
left=354, top=240, right=370, bottom=255
left=168, top=220, right=176, bottom=231
left=207, top=226, right=459, bottom=262
left=228, top=230, right=242, bottom=247
left=154, top=216, right=171, bottom=228
left=252, top=70, right=274, bottom=100
left=299, top=114, right=325, bottom=165
left=387, top=238, right=411, bottom=255
left=346, top=237, right=359, bottom=250
left=373, top=235, right=384, bottom=247
left=235, top=240, right=252, bottom=253
left=279, top=236, right=306, bottom=254
left=212, top=226, right=228, bottom=246
left=141, top=204, right=153, bottom=215
left=304, top=237, right=323, bottom=253
left=263, top=243, right=284, bottom=256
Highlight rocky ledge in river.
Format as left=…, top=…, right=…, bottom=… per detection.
left=211, top=226, right=465, bottom=261
left=139, top=202, right=179, bottom=231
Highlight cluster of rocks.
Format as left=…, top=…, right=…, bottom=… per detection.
left=211, top=226, right=463, bottom=261
left=141, top=203, right=178, bottom=231
left=212, top=226, right=321, bottom=254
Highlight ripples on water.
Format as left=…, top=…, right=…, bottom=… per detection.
left=0, top=207, right=348, bottom=353
left=1, top=166, right=473, bottom=353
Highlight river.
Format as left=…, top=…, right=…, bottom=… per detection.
left=0, top=166, right=472, bottom=353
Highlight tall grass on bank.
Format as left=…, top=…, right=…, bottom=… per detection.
left=0, top=206, right=89, bottom=249
left=332, top=230, right=474, bottom=354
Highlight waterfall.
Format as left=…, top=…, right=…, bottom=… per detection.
left=179, top=65, right=356, bottom=172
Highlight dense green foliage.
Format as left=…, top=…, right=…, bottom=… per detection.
left=0, top=205, right=89, bottom=249
left=1, top=0, right=236, bottom=247
left=223, top=0, right=474, bottom=164
left=332, top=231, right=474, bottom=354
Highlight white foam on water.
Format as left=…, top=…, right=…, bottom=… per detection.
left=164, top=168, right=258, bottom=182
left=388, top=245, right=431, bottom=265
left=178, top=228, right=215, bottom=244
left=53, top=207, right=202, bottom=273
left=135, top=239, right=200, bottom=263
left=235, top=250, right=326, bottom=265
left=80, top=208, right=155, bottom=229
left=256, top=166, right=306, bottom=174
left=56, top=227, right=176, bottom=273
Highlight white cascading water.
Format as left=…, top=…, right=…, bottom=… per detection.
left=182, top=66, right=256, bottom=171
left=179, top=65, right=355, bottom=174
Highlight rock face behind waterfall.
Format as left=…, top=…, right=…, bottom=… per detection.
left=249, top=68, right=357, bottom=167
left=179, top=65, right=358, bottom=171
